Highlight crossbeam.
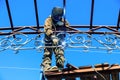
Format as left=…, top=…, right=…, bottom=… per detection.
left=0, top=25, right=120, bottom=35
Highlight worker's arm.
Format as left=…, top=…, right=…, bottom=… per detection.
left=44, top=17, right=58, bottom=45
left=44, top=17, right=53, bottom=37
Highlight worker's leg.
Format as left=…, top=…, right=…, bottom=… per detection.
left=42, top=48, right=53, bottom=71
left=54, top=47, right=65, bottom=69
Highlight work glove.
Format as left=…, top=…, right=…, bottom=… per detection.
left=53, top=38, right=59, bottom=45
left=51, top=35, right=59, bottom=45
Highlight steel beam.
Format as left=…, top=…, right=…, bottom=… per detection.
left=34, top=0, right=40, bottom=32
left=117, top=9, right=120, bottom=30
left=90, top=0, right=94, bottom=29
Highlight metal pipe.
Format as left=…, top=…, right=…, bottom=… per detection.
left=5, top=0, right=14, bottom=31
left=34, top=0, right=40, bottom=32
left=5, top=0, right=15, bottom=38
left=90, top=0, right=94, bottom=29
left=117, top=9, right=120, bottom=30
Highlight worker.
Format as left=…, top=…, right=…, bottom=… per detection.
left=41, top=6, right=69, bottom=71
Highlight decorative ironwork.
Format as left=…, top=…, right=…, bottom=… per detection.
left=0, top=32, right=120, bottom=53
left=2, top=0, right=119, bottom=54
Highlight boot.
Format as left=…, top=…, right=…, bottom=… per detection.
left=42, top=57, right=51, bottom=71
left=43, top=64, right=51, bottom=71
left=49, top=66, right=58, bottom=70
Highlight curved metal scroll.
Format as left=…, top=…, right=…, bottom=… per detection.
left=0, top=32, right=120, bottom=53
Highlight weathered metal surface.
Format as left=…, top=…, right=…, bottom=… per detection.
left=45, top=63, right=120, bottom=80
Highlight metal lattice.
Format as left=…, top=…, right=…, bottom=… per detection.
left=0, top=0, right=120, bottom=53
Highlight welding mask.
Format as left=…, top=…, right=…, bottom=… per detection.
left=51, top=7, right=63, bottom=22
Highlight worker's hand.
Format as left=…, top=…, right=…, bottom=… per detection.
left=46, top=29, right=53, bottom=36
left=53, top=38, right=59, bottom=45
left=51, top=35, right=59, bottom=45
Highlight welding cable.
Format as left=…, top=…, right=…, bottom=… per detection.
left=93, top=66, right=107, bottom=80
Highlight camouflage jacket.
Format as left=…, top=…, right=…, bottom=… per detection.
left=44, top=16, right=69, bottom=43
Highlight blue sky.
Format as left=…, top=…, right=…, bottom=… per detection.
left=0, top=0, right=120, bottom=80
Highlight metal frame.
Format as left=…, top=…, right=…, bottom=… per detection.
left=0, top=0, right=119, bottom=53
left=3, top=0, right=119, bottom=36
left=0, top=25, right=120, bottom=35
left=2, top=1, right=120, bottom=80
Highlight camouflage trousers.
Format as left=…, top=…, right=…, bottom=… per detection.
left=42, top=47, right=65, bottom=71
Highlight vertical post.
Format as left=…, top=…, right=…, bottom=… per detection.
left=111, top=72, right=119, bottom=80
left=34, top=0, right=40, bottom=32
left=90, top=0, right=94, bottom=29
left=116, top=9, right=120, bottom=30
left=63, top=0, right=66, bottom=32
left=5, top=0, right=15, bottom=38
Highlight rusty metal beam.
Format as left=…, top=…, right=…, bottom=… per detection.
left=5, top=0, right=14, bottom=31
left=66, top=26, right=80, bottom=32
left=45, top=64, right=120, bottom=79
left=90, top=26, right=118, bottom=32
left=70, top=25, right=120, bottom=29
left=117, top=9, right=120, bottom=30
left=34, top=0, right=40, bottom=32
left=89, top=26, right=103, bottom=31
left=0, top=25, right=119, bottom=30
left=0, top=26, right=43, bottom=30
left=90, top=0, right=94, bottom=29
left=104, top=26, right=118, bottom=32
left=12, top=26, right=38, bottom=32
left=1, top=30, right=120, bottom=35
left=63, top=0, right=66, bottom=24
left=5, top=0, right=16, bottom=38
left=46, top=64, right=120, bottom=75
left=12, top=27, right=25, bottom=32
left=0, top=26, right=120, bottom=35
left=111, top=72, right=119, bottom=80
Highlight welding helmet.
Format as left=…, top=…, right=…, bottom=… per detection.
left=51, top=7, right=63, bottom=22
